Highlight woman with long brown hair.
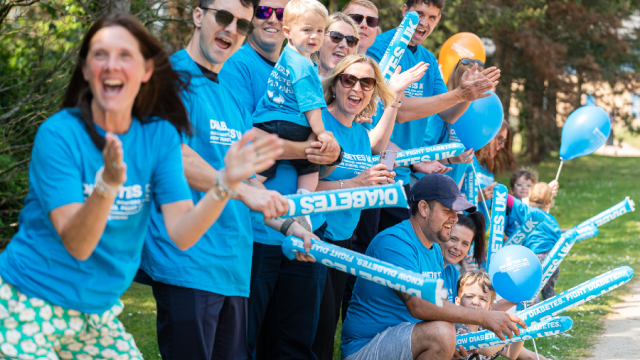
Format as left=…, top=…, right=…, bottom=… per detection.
left=0, top=12, right=281, bottom=358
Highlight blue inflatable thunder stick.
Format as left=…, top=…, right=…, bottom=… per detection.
left=282, top=236, right=448, bottom=306
left=463, top=165, right=478, bottom=208
left=486, top=184, right=508, bottom=270
left=378, top=11, right=420, bottom=82
left=251, top=182, right=408, bottom=224
left=372, top=142, right=465, bottom=167
left=457, top=317, right=573, bottom=351
left=517, top=266, right=633, bottom=326
left=576, top=197, right=635, bottom=233
left=503, top=211, right=546, bottom=246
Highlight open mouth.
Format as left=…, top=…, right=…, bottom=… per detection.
left=443, top=223, right=453, bottom=231
left=103, top=79, right=123, bottom=96
left=447, top=249, right=461, bottom=259
left=264, top=27, right=278, bottom=34
left=347, top=95, right=362, bottom=106
left=215, top=37, right=232, bottom=50
left=415, top=28, right=427, bottom=38
left=332, top=51, right=346, bottom=62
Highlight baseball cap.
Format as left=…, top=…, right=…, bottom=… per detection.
left=410, top=173, right=477, bottom=213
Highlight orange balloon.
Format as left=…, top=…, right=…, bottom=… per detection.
left=438, top=32, right=486, bottom=84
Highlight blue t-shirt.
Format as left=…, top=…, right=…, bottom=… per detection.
left=341, top=220, right=444, bottom=357
left=443, top=264, right=460, bottom=303
left=367, top=30, right=448, bottom=185
left=522, top=207, right=562, bottom=254
left=461, top=157, right=494, bottom=226
left=0, top=109, right=190, bottom=314
left=317, top=109, right=374, bottom=241
left=142, top=49, right=254, bottom=297
left=219, top=43, right=276, bottom=113
left=505, top=197, right=530, bottom=238
left=252, top=44, right=326, bottom=127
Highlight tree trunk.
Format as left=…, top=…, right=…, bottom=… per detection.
left=524, top=77, right=547, bottom=163
left=99, top=0, right=130, bottom=14
left=493, top=37, right=514, bottom=115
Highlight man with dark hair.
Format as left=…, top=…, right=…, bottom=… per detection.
left=139, top=0, right=320, bottom=359
left=365, top=0, right=501, bottom=234
left=341, top=174, right=526, bottom=360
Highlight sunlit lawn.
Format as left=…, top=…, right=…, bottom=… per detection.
left=120, top=154, right=640, bottom=360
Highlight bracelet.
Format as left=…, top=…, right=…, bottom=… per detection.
left=329, top=147, right=344, bottom=166
left=94, top=166, right=121, bottom=198
left=210, top=169, right=238, bottom=201
left=446, top=158, right=451, bottom=164
left=280, top=218, right=297, bottom=235
left=409, top=164, right=416, bottom=173
left=339, top=179, right=346, bottom=189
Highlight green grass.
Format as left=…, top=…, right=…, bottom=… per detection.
left=120, top=154, right=640, bottom=360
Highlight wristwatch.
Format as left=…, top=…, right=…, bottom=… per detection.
left=210, top=170, right=238, bottom=201
left=330, top=147, right=344, bottom=166
left=94, top=166, right=121, bottom=198
left=390, top=100, right=402, bottom=108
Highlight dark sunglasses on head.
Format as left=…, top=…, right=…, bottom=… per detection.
left=348, top=13, right=380, bottom=27
left=255, top=6, right=284, bottom=21
left=328, top=31, right=359, bottom=48
left=199, top=7, right=254, bottom=36
left=339, top=73, right=376, bottom=91
left=459, top=58, right=485, bottom=67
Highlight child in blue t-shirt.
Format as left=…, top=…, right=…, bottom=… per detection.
left=253, top=0, right=337, bottom=196
left=509, top=169, right=538, bottom=200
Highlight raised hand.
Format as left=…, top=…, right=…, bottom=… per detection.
left=223, top=130, right=284, bottom=189
left=102, top=132, right=127, bottom=187
left=452, top=148, right=474, bottom=164
left=478, top=182, right=497, bottom=202
left=351, top=163, right=396, bottom=187
left=457, top=63, right=500, bottom=102
left=387, top=62, right=429, bottom=97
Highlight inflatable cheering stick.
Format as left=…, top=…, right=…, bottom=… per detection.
left=486, top=184, right=508, bottom=270
left=251, top=182, right=408, bottom=225
left=282, top=236, right=447, bottom=306
left=457, top=316, right=573, bottom=351
left=518, top=266, right=633, bottom=326
left=378, top=11, right=420, bottom=83
left=372, top=143, right=465, bottom=168
left=577, top=197, right=635, bottom=234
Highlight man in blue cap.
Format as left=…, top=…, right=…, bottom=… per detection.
left=340, top=173, right=526, bottom=360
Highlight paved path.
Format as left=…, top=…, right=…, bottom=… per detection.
left=594, top=142, right=640, bottom=157
left=585, top=280, right=640, bottom=360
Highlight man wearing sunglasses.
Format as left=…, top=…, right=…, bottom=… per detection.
left=342, top=0, right=381, bottom=55
left=141, top=0, right=320, bottom=359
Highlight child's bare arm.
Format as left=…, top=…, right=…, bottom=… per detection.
left=305, top=108, right=325, bottom=135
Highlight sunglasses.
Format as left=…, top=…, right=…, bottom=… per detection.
left=348, top=13, right=380, bottom=28
left=328, top=31, right=359, bottom=48
left=459, top=58, right=485, bottom=67
left=255, top=6, right=284, bottom=21
left=339, top=73, right=376, bottom=91
left=200, top=7, right=254, bottom=36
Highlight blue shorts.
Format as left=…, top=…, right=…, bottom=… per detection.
left=344, top=322, right=415, bottom=360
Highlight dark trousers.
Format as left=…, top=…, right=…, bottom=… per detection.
left=377, top=183, right=412, bottom=233
left=342, top=208, right=381, bottom=321
left=312, top=238, right=352, bottom=360
left=150, top=278, right=249, bottom=360
left=249, top=223, right=328, bottom=360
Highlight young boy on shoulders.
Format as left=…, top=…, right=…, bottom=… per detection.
left=253, top=0, right=338, bottom=214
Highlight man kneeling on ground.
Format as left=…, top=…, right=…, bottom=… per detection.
left=340, top=173, right=526, bottom=360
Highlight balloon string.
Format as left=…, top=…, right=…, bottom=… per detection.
left=555, top=159, right=564, bottom=182
left=524, top=303, right=541, bottom=360
left=471, top=163, right=491, bottom=217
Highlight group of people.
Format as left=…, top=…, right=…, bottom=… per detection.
left=0, top=0, right=567, bottom=360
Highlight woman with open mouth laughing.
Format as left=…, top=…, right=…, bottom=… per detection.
left=0, top=13, right=282, bottom=359
left=311, top=54, right=428, bottom=360
left=314, top=13, right=360, bottom=78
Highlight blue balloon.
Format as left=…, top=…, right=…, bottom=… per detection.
left=451, top=91, right=504, bottom=151
left=560, top=105, right=611, bottom=161
left=488, top=245, right=542, bottom=303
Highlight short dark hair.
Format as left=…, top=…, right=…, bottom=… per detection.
left=406, top=0, right=445, bottom=10
left=200, top=0, right=260, bottom=10
left=509, top=169, right=539, bottom=189
left=410, top=199, right=438, bottom=216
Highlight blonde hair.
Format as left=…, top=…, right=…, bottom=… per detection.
left=458, top=271, right=496, bottom=304
left=529, top=182, right=554, bottom=208
left=311, top=13, right=359, bottom=63
left=283, top=0, right=328, bottom=26
left=342, top=0, right=379, bottom=15
left=322, top=54, right=395, bottom=123
left=446, top=60, right=485, bottom=91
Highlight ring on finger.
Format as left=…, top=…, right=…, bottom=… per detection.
left=111, top=161, right=121, bottom=170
